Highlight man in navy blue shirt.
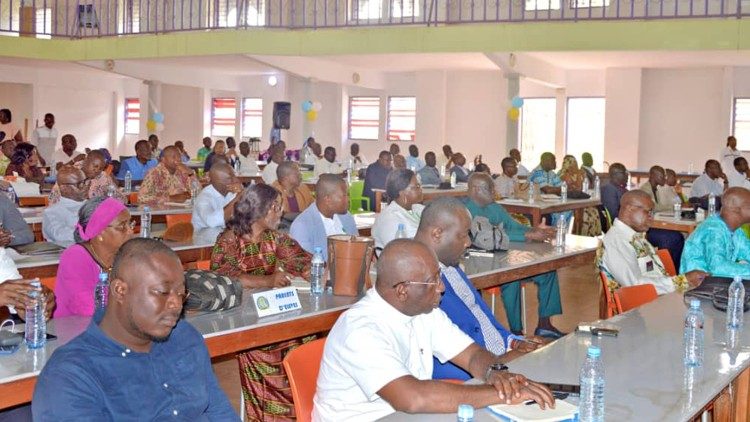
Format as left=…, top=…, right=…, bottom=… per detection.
left=32, top=238, right=238, bottom=421
left=116, top=139, right=158, bottom=182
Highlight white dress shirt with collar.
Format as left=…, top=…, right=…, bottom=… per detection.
left=494, top=174, right=518, bottom=198
left=191, top=185, right=236, bottom=230
left=690, top=173, right=725, bottom=198
left=42, top=197, right=84, bottom=247
left=312, top=288, right=474, bottom=422
left=0, top=247, right=21, bottom=283
left=726, top=167, right=750, bottom=189
left=601, top=218, right=677, bottom=295
left=261, top=161, right=279, bottom=184
left=371, top=202, right=425, bottom=249
left=314, top=157, right=344, bottom=177
left=320, top=213, right=345, bottom=236
left=30, top=126, right=58, bottom=163
left=516, top=163, right=530, bottom=177
left=51, top=149, right=85, bottom=169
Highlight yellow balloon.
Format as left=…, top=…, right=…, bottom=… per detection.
left=307, top=110, right=318, bottom=122
left=508, top=108, right=520, bottom=121
left=146, top=120, right=157, bottom=131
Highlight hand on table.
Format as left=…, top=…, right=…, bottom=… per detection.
left=685, top=270, right=709, bottom=289
left=511, top=336, right=551, bottom=353
left=268, top=271, right=291, bottom=288
left=486, top=371, right=555, bottom=409
left=227, top=183, right=244, bottom=195
left=0, top=229, right=13, bottom=247
left=170, top=192, right=192, bottom=203
left=525, top=218, right=555, bottom=242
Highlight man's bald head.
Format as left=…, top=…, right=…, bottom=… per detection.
left=619, top=190, right=654, bottom=233
left=376, top=239, right=443, bottom=316
left=315, top=174, right=348, bottom=216
left=209, top=162, right=238, bottom=195
left=162, top=145, right=178, bottom=158
left=621, top=190, right=651, bottom=208
left=467, top=172, right=494, bottom=206
left=111, top=237, right=180, bottom=283
left=316, top=173, right=346, bottom=198
left=58, top=166, right=88, bottom=201
left=415, top=197, right=472, bottom=266
left=720, top=187, right=750, bottom=230
left=648, top=165, right=666, bottom=187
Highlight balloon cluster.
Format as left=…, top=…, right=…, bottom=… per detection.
left=146, top=112, right=165, bottom=132
left=302, top=101, right=323, bottom=122
left=507, top=96, right=524, bottom=121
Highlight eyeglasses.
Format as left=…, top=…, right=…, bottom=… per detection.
left=393, top=270, right=442, bottom=288
left=271, top=201, right=283, bottom=213
left=108, top=220, right=136, bottom=233
left=149, top=287, right=191, bottom=303
left=59, top=180, right=87, bottom=189
left=628, top=204, right=655, bottom=217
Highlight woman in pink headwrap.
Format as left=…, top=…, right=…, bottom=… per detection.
left=53, top=197, right=134, bottom=317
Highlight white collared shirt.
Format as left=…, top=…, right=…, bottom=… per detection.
left=0, top=247, right=21, bottom=283
left=314, top=157, right=344, bottom=177
left=601, top=219, right=676, bottom=295
left=42, top=197, right=84, bottom=247
left=313, top=288, right=473, bottom=422
left=516, top=163, right=530, bottom=177
left=720, top=146, right=743, bottom=169
left=51, top=149, right=85, bottom=169
left=494, top=173, right=518, bottom=198
left=261, top=161, right=279, bottom=184
left=727, top=167, right=750, bottom=189
left=191, top=185, right=236, bottom=230
left=30, top=126, right=58, bottom=162
left=690, top=173, right=724, bottom=198
left=371, top=202, right=425, bottom=249
left=320, top=213, right=345, bottom=236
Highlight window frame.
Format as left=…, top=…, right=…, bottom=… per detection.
left=211, top=97, right=238, bottom=138
left=565, top=96, right=606, bottom=171
left=732, top=97, right=750, bottom=151
left=348, top=96, right=381, bottom=141
left=386, top=96, right=416, bottom=142
left=518, top=97, right=557, bottom=170
left=241, top=97, right=263, bottom=139
left=124, top=98, right=141, bottom=135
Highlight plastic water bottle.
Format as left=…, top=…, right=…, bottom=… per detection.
left=457, top=404, right=474, bottom=422
left=140, top=206, right=152, bottom=238
left=593, top=175, right=601, bottom=199
left=95, top=271, right=109, bottom=310
left=416, top=172, right=422, bottom=185
left=395, top=223, right=408, bottom=240
left=124, top=170, right=132, bottom=193
left=106, top=185, right=116, bottom=198
left=310, top=247, right=325, bottom=296
left=560, top=181, right=568, bottom=202
left=684, top=299, right=704, bottom=367
left=582, top=177, right=590, bottom=193
left=233, top=159, right=241, bottom=174
left=5, top=185, right=16, bottom=204
left=696, top=208, right=705, bottom=222
left=450, top=172, right=457, bottom=188
left=708, top=192, right=716, bottom=216
left=555, top=218, right=566, bottom=249
left=190, top=179, right=201, bottom=206
left=528, top=181, right=535, bottom=204
left=440, top=165, right=446, bottom=179
left=727, top=276, right=745, bottom=330
left=579, top=346, right=605, bottom=422
left=673, top=202, right=681, bottom=221
left=24, top=279, right=46, bottom=349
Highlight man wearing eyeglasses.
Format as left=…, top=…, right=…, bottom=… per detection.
left=32, top=238, right=239, bottom=421
left=314, top=238, right=554, bottom=421
left=42, top=166, right=89, bottom=247
left=601, top=190, right=706, bottom=294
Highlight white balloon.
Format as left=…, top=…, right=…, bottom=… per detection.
left=156, top=123, right=165, bottom=132
left=312, top=101, right=323, bottom=112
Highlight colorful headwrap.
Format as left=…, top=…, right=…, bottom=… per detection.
left=75, top=197, right=127, bottom=242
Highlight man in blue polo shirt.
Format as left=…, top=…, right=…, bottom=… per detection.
left=32, top=238, right=238, bottom=421
left=117, top=139, right=158, bottom=182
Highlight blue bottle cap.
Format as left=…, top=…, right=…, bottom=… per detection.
left=457, top=404, right=474, bottom=419
left=143, top=206, right=151, bottom=212
left=690, top=299, right=701, bottom=309
left=587, top=346, right=601, bottom=357
left=314, top=246, right=322, bottom=253
left=398, top=223, right=405, bottom=230
left=734, top=276, right=743, bottom=283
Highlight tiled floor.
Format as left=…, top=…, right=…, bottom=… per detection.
left=212, top=262, right=602, bottom=414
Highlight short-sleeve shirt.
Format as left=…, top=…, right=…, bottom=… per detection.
left=191, top=184, right=236, bottom=230
left=313, top=288, right=474, bottom=422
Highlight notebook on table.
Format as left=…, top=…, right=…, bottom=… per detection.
left=487, top=399, right=578, bottom=422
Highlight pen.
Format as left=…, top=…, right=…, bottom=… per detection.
left=516, top=337, right=545, bottom=345
left=276, top=266, right=292, bottom=282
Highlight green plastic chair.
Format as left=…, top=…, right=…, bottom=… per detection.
left=348, top=180, right=370, bottom=214
left=742, top=223, right=750, bottom=240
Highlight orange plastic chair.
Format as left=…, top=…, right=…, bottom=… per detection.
left=614, top=284, right=658, bottom=313
left=104, top=164, right=113, bottom=175
left=195, top=260, right=210, bottom=270
left=128, top=192, right=138, bottom=204
left=40, top=276, right=56, bottom=291
left=599, top=271, right=618, bottom=319
left=282, top=338, right=327, bottom=422
left=165, top=213, right=191, bottom=228
left=656, top=249, right=677, bottom=277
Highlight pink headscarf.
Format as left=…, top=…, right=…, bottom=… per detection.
left=75, top=198, right=128, bottom=242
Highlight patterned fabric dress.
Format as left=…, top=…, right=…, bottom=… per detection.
left=211, top=228, right=312, bottom=421
left=559, top=157, right=602, bottom=237
left=137, top=163, right=196, bottom=205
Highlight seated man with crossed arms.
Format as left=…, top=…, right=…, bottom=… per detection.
left=313, top=238, right=554, bottom=421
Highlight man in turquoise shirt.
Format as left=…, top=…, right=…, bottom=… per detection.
left=464, top=173, right=564, bottom=338
left=681, top=187, right=750, bottom=277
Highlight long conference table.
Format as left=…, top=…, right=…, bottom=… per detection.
left=496, top=197, right=602, bottom=227
left=372, top=186, right=469, bottom=213
left=384, top=293, right=750, bottom=421
left=0, top=235, right=599, bottom=410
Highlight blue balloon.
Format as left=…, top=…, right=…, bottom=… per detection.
left=302, top=101, right=313, bottom=112
left=511, top=96, right=524, bottom=108
left=152, top=112, right=164, bottom=123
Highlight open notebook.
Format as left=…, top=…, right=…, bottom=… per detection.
left=487, top=399, right=578, bottom=422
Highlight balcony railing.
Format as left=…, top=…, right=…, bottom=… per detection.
left=0, top=0, right=747, bottom=38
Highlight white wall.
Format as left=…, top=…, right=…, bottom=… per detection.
left=603, top=68, right=642, bottom=169
left=161, top=84, right=205, bottom=156
left=0, top=82, right=33, bottom=137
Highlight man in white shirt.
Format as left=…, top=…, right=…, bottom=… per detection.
left=494, top=157, right=521, bottom=198
left=314, top=147, right=344, bottom=177
left=720, top=135, right=743, bottom=172
left=30, top=113, right=57, bottom=165
left=261, top=145, right=285, bottom=184
left=405, top=145, right=425, bottom=171
left=726, top=157, right=750, bottom=189
left=313, top=239, right=554, bottom=421
left=42, top=166, right=88, bottom=247
left=51, top=134, right=86, bottom=171
left=289, top=174, right=358, bottom=260
left=301, top=137, right=318, bottom=166
left=192, top=163, right=241, bottom=230
left=347, top=143, right=367, bottom=171
left=690, top=159, right=727, bottom=199
left=601, top=190, right=707, bottom=294
left=436, top=144, right=454, bottom=171
left=510, top=148, right=529, bottom=177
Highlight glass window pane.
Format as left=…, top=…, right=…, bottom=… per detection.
left=242, top=98, right=263, bottom=138
left=212, top=97, right=237, bottom=137
left=733, top=98, right=750, bottom=151
left=387, top=96, right=416, bottom=142
left=125, top=98, right=140, bottom=135
left=349, top=96, right=381, bottom=140
left=566, top=97, right=605, bottom=171
left=519, top=98, right=556, bottom=171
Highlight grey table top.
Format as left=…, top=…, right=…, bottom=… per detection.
left=21, top=204, right=196, bottom=225
left=384, top=293, right=750, bottom=421
left=0, top=291, right=359, bottom=385
left=496, top=197, right=601, bottom=211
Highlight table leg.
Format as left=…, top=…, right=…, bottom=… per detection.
left=532, top=209, right=541, bottom=226
left=375, top=191, right=383, bottom=213
left=733, top=365, right=750, bottom=420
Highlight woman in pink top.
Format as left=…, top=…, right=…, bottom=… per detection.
left=53, top=197, right=134, bottom=317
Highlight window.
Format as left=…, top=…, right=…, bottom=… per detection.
left=566, top=97, right=605, bottom=171
left=351, top=0, right=384, bottom=20
left=348, top=96, right=380, bottom=140
left=392, top=0, right=419, bottom=18
left=733, top=98, right=750, bottom=151
left=117, top=0, right=140, bottom=33
left=570, top=0, right=610, bottom=7
left=525, top=0, right=560, bottom=11
left=124, top=98, right=140, bottom=135
left=211, top=97, right=237, bottom=137
left=519, top=98, right=556, bottom=171
left=241, top=98, right=263, bottom=138
left=387, top=96, right=416, bottom=142
left=35, top=8, right=52, bottom=38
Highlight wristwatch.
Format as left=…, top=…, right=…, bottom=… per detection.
left=484, top=362, right=509, bottom=382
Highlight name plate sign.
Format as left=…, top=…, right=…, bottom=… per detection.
left=252, top=287, right=302, bottom=318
